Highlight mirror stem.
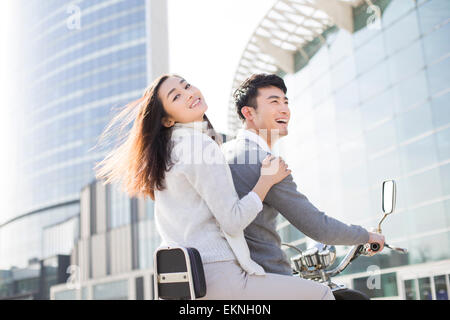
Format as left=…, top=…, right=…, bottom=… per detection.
left=377, top=214, right=388, bottom=233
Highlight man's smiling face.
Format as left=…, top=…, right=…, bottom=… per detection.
left=250, top=86, right=290, bottom=139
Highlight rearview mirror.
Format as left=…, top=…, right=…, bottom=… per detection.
left=382, top=180, right=396, bottom=215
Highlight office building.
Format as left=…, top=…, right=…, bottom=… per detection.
left=229, top=0, right=450, bottom=299
left=50, top=180, right=159, bottom=300
left=0, top=0, right=168, bottom=299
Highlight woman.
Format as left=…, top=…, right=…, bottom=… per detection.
left=95, top=74, right=334, bottom=300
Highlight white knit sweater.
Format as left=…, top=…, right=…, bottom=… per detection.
left=154, top=121, right=265, bottom=275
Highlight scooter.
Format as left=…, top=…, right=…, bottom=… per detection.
left=282, top=180, right=408, bottom=300
left=154, top=180, right=408, bottom=300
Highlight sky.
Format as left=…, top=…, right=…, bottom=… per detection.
left=0, top=0, right=276, bottom=220
left=167, top=0, right=276, bottom=134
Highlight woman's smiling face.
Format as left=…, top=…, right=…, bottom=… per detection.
left=158, top=76, right=208, bottom=127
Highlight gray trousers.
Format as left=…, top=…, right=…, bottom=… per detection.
left=199, top=260, right=335, bottom=300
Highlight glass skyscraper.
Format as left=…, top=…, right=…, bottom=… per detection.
left=230, top=0, right=450, bottom=299
left=0, top=0, right=168, bottom=275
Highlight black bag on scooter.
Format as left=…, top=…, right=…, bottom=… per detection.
left=153, top=246, right=206, bottom=300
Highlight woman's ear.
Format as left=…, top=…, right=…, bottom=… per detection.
left=161, top=117, right=175, bottom=128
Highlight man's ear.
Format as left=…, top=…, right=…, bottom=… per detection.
left=241, top=106, right=255, bottom=121
left=161, top=116, right=175, bottom=128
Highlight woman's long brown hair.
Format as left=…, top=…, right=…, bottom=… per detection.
left=94, top=74, right=221, bottom=200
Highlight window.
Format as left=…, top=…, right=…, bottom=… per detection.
left=150, top=275, right=155, bottom=300
left=422, top=22, right=450, bottom=64
left=145, top=200, right=155, bottom=220
left=291, top=64, right=312, bottom=92
left=360, top=88, right=396, bottom=129
left=332, top=55, right=357, bottom=92
left=93, top=279, right=128, bottom=300
left=409, top=231, right=450, bottom=264
left=358, top=61, right=390, bottom=102
left=388, top=41, right=425, bottom=84
left=333, top=81, right=359, bottom=111
left=436, top=126, right=450, bottom=162
left=313, top=99, right=336, bottom=145
left=405, top=166, right=442, bottom=206
left=404, top=279, right=417, bottom=300
left=311, top=73, right=332, bottom=105
left=384, top=10, right=420, bottom=55
left=396, top=103, right=434, bottom=143
left=352, top=272, right=398, bottom=299
left=135, top=276, right=144, bottom=300
left=109, top=183, right=131, bottom=229
left=364, top=119, right=397, bottom=156
left=308, top=46, right=330, bottom=81
left=418, top=0, right=450, bottom=35
left=329, top=29, right=353, bottom=65
left=138, top=219, right=161, bottom=270
left=400, top=134, right=437, bottom=173
left=341, top=188, right=371, bottom=222
left=427, top=55, right=450, bottom=96
left=393, top=70, right=429, bottom=113
left=336, top=106, right=363, bottom=142
left=339, top=136, right=366, bottom=167
left=406, top=201, right=447, bottom=235
left=138, top=220, right=152, bottom=270
left=382, top=0, right=416, bottom=27
left=352, top=19, right=381, bottom=49
left=54, top=289, right=77, bottom=300
left=354, top=33, right=385, bottom=75
left=440, top=162, right=450, bottom=197
left=418, top=277, right=433, bottom=300
left=341, top=161, right=369, bottom=193
left=367, top=148, right=401, bottom=187
left=81, top=287, right=88, bottom=300
left=431, top=90, right=450, bottom=128
left=434, top=275, right=448, bottom=300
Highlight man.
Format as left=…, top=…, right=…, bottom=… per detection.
left=221, top=73, right=385, bottom=275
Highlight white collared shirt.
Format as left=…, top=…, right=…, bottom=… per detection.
left=236, top=129, right=272, bottom=153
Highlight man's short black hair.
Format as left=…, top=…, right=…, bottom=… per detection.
left=233, top=73, right=287, bottom=121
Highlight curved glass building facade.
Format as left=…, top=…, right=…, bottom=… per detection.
left=0, top=0, right=168, bottom=271
left=276, top=0, right=450, bottom=299
left=229, top=0, right=449, bottom=299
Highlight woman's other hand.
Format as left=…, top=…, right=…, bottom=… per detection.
left=261, top=155, right=291, bottom=184
left=252, top=155, right=292, bottom=202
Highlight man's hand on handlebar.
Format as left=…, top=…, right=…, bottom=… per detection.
left=367, top=232, right=385, bottom=256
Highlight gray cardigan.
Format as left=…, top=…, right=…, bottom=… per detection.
left=222, top=135, right=370, bottom=275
